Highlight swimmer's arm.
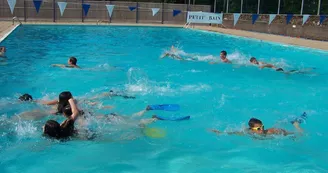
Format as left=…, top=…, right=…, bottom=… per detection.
left=259, top=63, right=275, bottom=69
left=51, top=64, right=66, bottom=68
left=68, top=98, right=79, bottom=121
left=132, top=106, right=150, bottom=118
left=209, top=61, right=218, bottom=64
left=39, top=99, right=58, bottom=105
left=210, top=129, right=245, bottom=136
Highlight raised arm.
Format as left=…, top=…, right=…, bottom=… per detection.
left=68, top=98, right=79, bottom=121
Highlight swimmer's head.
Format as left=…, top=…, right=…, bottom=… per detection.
left=57, top=91, right=73, bottom=113
left=250, top=57, right=258, bottom=64
left=62, top=105, right=72, bottom=118
left=43, top=120, right=61, bottom=139
left=19, top=94, right=33, bottom=101
left=68, top=57, right=77, bottom=65
left=248, top=118, right=264, bottom=131
left=0, top=46, right=6, bottom=52
left=220, top=51, right=227, bottom=59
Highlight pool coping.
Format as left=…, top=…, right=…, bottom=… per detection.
left=2, top=22, right=328, bottom=52
left=0, top=23, right=20, bottom=43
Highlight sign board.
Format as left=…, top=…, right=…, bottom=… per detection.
left=187, top=12, right=223, bottom=24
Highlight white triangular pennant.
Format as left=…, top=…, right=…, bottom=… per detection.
left=233, top=13, right=241, bottom=26
left=7, top=0, right=16, bottom=14
left=57, top=2, right=67, bottom=16
left=302, top=14, right=310, bottom=25
left=269, top=14, right=276, bottom=25
left=106, top=5, right=115, bottom=17
left=151, top=8, right=160, bottom=16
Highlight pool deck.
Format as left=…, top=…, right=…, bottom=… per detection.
left=0, top=21, right=328, bottom=51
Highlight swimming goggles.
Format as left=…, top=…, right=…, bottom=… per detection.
left=251, top=125, right=264, bottom=131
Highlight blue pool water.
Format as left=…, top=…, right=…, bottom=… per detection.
left=1, top=25, right=328, bottom=172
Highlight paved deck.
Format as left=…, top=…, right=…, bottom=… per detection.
left=1, top=21, right=328, bottom=51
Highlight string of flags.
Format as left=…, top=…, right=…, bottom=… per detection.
left=5, top=0, right=328, bottom=25
left=233, top=13, right=327, bottom=26
left=5, top=0, right=183, bottom=17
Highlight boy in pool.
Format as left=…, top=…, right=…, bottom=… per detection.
left=211, top=113, right=305, bottom=137
left=161, top=46, right=197, bottom=61
left=249, top=57, right=315, bottom=74
left=52, top=57, right=80, bottom=68
left=0, top=46, right=6, bottom=57
left=209, top=50, right=231, bottom=64
left=92, top=90, right=136, bottom=100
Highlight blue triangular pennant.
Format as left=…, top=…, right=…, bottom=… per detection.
left=173, top=10, right=181, bottom=17
left=287, top=14, right=293, bottom=24
left=269, top=14, right=276, bottom=25
left=33, top=0, right=42, bottom=14
left=252, top=14, right=259, bottom=24
left=82, top=3, right=90, bottom=16
left=129, top=6, right=136, bottom=11
left=320, top=15, right=327, bottom=25
left=233, top=13, right=241, bottom=26
left=302, top=14, right=310, bottom=25
left=7, top=0, right=16, bottom=14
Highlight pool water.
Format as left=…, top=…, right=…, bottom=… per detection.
left=1, top=25, right=328, bottom=173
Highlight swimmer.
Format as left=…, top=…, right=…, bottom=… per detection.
left=92, top=90, right=136, bottom=100
left=43, top=118, right=75, bottom=139
left=249, top=57, right=280, bottom=70
left=0, top=46, right=6, bottom=57
left=161, top=46, right=197, bottom=61
left=19, top=94, right=33, bottom=102
left=52, top=57, right=80, bottom=68
left=40, top=91, right=80, bottom=120
left=209, top=50, right=231, bottom=64
left=250, top=57, right=315, bottom=74
left=210, top=116, right=304, bottom=138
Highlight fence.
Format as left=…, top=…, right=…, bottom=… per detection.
left=0, top=0, right=211, bottom=24
left=214, top=0, right=328, bottom=15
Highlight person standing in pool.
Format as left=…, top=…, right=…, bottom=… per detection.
left=209, top=50, right=231, bottom=64
left=0, top=46, right=6, bottom=57
left=52, top=57, right=80, bottom=69
left=210, top=113, right=305, bottom=137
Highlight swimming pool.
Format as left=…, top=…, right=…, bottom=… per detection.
left=1, top=25, right=328, bottom=173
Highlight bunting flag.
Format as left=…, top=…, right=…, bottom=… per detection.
left=286, top=13, right=293, bottom=24
left=106, top=5, right=115, bottom=17
left=320, top=15, right=327, bottom=25
left=173, top=10, right=181, bottom=17
left=269, top=14, right=276, bottom=25
left=57, top=2, right=67, bottom=16
left=152, top=8, right=160, bottom=16
left=233, top=13, right=241, bottom=26
left=33, top=0, right=42, bottom=14
left=129, top=6, right=136, bottom=11
left=82, top=3, right=90, bottom=16
left=252, top=14, right=259, bottom=24
left=302, top=14, right=310, bottom=25
left=7, top=0, right=16, bottom=14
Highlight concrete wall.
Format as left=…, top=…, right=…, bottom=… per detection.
left=218, top=14, right=328, bottom=41
left=0, top=0, right=211, bottom=24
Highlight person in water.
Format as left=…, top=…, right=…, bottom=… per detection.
left=92, top=90, right=136, bottom=100
left=52, top=57, right=80, bottom=68
left=161, top=46, right=197, bottom=61
left=0, top=46, right=6, bottom=57
left=41, top=91, right=81, bottom=120
left=19, top=94, right=33, bottom=101
left=209, top=50, right=231, bottom=64
left=43, top=106, right=76, bottom=139
left=250, top=57, right=315, bottom=74
left=211, top=114, right=305, bottom=137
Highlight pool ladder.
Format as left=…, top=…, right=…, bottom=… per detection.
left=12, top=16, right=22, bottom=25
left=97, top=20, right=102, bottom=25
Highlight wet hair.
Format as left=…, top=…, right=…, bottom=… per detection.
left=62, top=105, right=72, bottom=118
left=0, top=46, right=6, bottom=52
left=43, top=119, right=75, bottom=139
left=57, top=91, right=73, bottom=114
left=250, top=57, right=257, bottom=62
left=19, top=94, right=33, bottom=101
left=44, top=120, right=61, bottom=138
left=69, top=57, right=77, bottom=65
left=248, top=118, right=263, bottom=128
left=220, top=51, right=227, bottom=56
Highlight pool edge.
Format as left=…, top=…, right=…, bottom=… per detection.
left=0, top=23, right=20, bottom=43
